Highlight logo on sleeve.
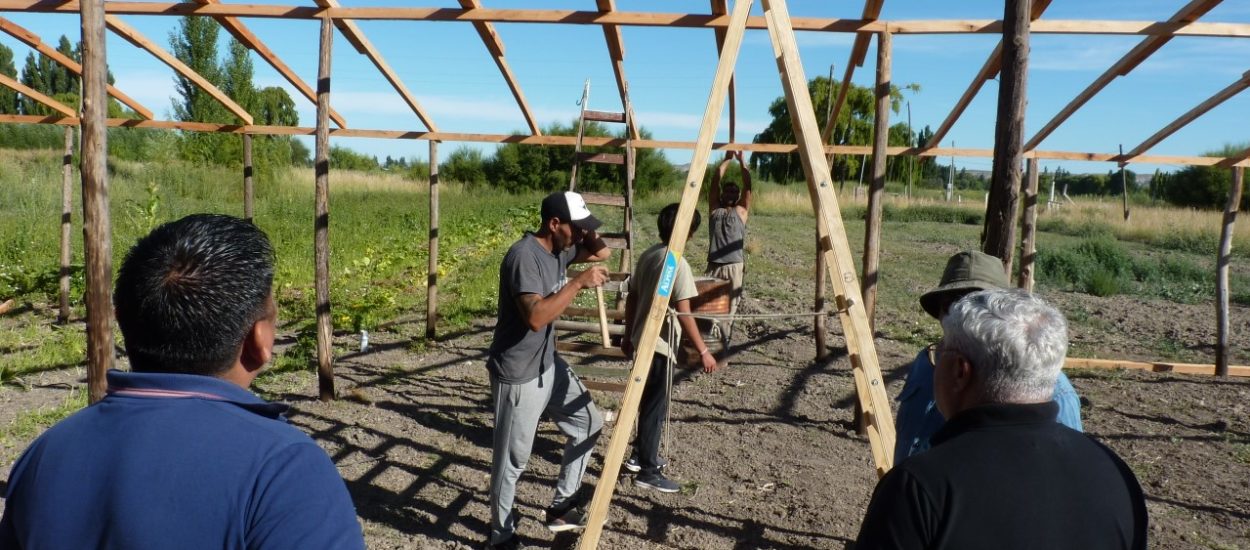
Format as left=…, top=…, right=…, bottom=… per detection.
left=657, top=250, right=679, bottom=298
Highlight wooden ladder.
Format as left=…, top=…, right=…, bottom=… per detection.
left=557, top=80, right=636, bottom=356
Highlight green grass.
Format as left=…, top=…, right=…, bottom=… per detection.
left=0, top=387, right=88, bottom=456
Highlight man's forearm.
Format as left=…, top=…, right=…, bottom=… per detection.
left=523, top=282, right=584, bottom=331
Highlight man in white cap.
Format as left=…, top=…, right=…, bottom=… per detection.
left=484, top=191, right=610, bottom=550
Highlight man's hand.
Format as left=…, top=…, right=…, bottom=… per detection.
left=698, top=349, right=719, bottom=373
left=572, top=265, right=609, bottom=289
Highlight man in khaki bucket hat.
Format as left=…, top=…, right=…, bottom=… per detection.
left=894, top=250, right=1084, bottom=464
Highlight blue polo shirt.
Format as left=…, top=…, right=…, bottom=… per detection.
left=0, top=370, right=365, bottom=550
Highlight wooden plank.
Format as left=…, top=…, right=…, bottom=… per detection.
left=579, top=152, right=625, bottom=165
left=313, top=0, right=437, bottom=131
left=863, top=30, right=890, bottom=329
left=579, top=1, right=753, bottom=547
left=1065, top=357, right=1250, bottom=378
left=599, top=236, right=628, bottom=250
left=314, top=16, right=335, bottom=401
left=580, top=192, right=627, bottom=206
left=556, top=341, right=627, bottom=358
left=0, top=72, right=76, bottom=117
left=457, top=0, right=540, bottom=135
left=426, top=140, right=439, bottom=339
left=1122, top=70, right=1250, bottom=162
left=582, top=109, right=626, bottom=123
left=926, top=0, right=1052, bottom=147
left=104, top=15, right=254, bottom=124
left=595, top=0, right=639, bottom=139
left=580, top=380, right=627, bottom=393
left=762, top=0, right=895, bottom=476
left=983, top=0, right=1028, bottom=269
left=555, top=319, right=624, bottom=335
left=5, top=4, right=1250, bottom=38
left=0, top=16, right=152, bottom=119
left=80, top=0, right=113, bottom=404
left=192, top=0, right=347, bottom=128
left=1018, top=158, right=1039, bottom=292
left=1024, top=0, right=1222, bottom=151
left=1216, top=167, right=1243, bottom=377
left=565, top=306, right=625, bottom=320
left=58, top=125, right=72, bottom=324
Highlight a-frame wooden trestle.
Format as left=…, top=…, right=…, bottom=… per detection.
left=576, top=0, right=895, bottom=547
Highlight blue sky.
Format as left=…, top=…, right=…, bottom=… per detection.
left=4, top=0, right=1249, bottom=175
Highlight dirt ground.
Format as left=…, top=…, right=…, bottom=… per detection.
left=2, top=294, right=1249, bottom=549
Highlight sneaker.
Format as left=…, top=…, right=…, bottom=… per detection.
left=623, top=455, right=667, bottom=473
left=545, top=501, right=587, bottom=532
left=485, top=535, right=528, bottom=550
left=633, top=472, right=681, bottom=493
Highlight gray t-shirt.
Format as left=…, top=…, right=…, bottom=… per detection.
left=487, top=233, right=578, bottom=384
left=708, top=207, right=746, bottom=265
left=629, top=243, right=698, bottom=358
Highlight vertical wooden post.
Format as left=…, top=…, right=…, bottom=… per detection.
left=862, top=30, right=890, bottom=329
left=58, top=126, right=74, bottom=324
left=1216, top=166, right=1244, bottom=377
left=1119, top=145, right=1131, bottom=221
left=79, top=0, right=112, bottom=403
left=983, top=0, right=1029, bottom=271
left=814, top=232, right=827, bottom=359
left=243, top=133, right=254, bottom=222
left=1018, top=157, right=1040, bottom=292
left=314, top=16, right=335, bottom=401
left=426, top=139, right=440, bottom=340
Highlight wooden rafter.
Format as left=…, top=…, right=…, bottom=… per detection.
left=0, top=16, right=152, bottom=119
left=1024, top=0, right=1223, bottom=151
left=104, top=15, right=253, bottom=124
left=457, top=0, right=540, bottom=135
left=824, top=0, right=885, bottom=135
left=709, top=0, right=739, bottom=143
left=0, top=71, right=76, bottom=116
left=925, top=0, right=1052, bottom=147
left=1121, top=70, right=1250, bottom=163
left=313, top=0, right=437, bottom=131
left=194, top=0, right=346, bottom=128
left=595, top=0, right=638, bottom=139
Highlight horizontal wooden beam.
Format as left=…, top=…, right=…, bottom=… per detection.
left=0, top=71, right=76, bottom=116
left=1121, top=70, right=1250, bottom=163
left=194, top=0, right=347, bottom=128
left=104, top=15, right=253, bottom=124
left=0, top=16, right=152, bottom=119
left=1065, top=357, right=1250, bottom=377
left=3, top=114, right=1248, bottom=167
left=2, top=3, right=1249, bottom=38
left=458, top=0, right=540, bottom=135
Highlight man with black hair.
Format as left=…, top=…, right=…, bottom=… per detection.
left=485, top=191, right=611, bottom=550
left=0, top=214, right=365, bottom=549
left=620, top=203, right=720, bottom=493
left=706, top=153, right=752, bottom=339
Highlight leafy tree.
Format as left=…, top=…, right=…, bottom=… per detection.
left=1157, top=143, right=1249, bottom=210
left=483, top=120, right=677, bottom=194
left=0, top=43, right=16, bottom=114
left=750, top=75, right=903, bottom=184
left=329, top=145, right=380, bottom=171
left=443, top=146, right=488, bottom=185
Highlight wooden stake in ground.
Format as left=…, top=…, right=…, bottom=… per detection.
left=314, top=15, right=335, bottom=401
left=426, top=139, right=440, bottom=340
left=59, top=125, right=73, bottom=324
left=243, top=133, right=254, bottom=221
left=863, top=30, right=890, bottom=329
left=1216, top=166, right=1244, bottom=377
left=1119, top=144, right=1131, bottom=221
left=1018, top=157, right=1040, bottom=292
left=80, top=0, right=113, bottom=403
left=576, top=1, right=754, bottom=547
left=762, top=0, right=894, bottom=475
left=983, top=0, right=1028, bottom=271
left=814, top=232, right=827, bottom=360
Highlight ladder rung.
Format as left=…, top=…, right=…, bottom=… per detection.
left=580, top=192, right=627, bottom=207
left=556, top=319, right=625, bottom=335
left=568, top=269, right=630, bottom=282
left=558, top=341, right=627, bottom=358
left=581, top=380, right=627, bottom=393
left=579, top=152, right=625, bottom=165
left=602, top=236, right=629, bottom=250
left=583, top=110, right=626, bottom=123
left=565, top=306, right=626, bottom=320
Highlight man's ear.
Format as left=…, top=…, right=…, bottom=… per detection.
left=952, top=356, right=976, bottom=392
left=240, top=316, right=275, bottom=373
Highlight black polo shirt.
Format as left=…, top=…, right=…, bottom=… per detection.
left=856, top=402, right=1147, bottom=550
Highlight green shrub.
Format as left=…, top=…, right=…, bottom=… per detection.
left=1086, top=269, right=1120, bottom=297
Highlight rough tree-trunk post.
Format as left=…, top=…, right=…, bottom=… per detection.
left=58, top=126, right=74, bottom=324
left=1018, top=157, right=1040, bottom=292
left=314, top=16, right=335, bottom=401
left=863, top=30, right=891, bottom=329
left=1119, top=144, right=1131, bottom=221
left=983, top=0, right=1029, bottom=273
left=814, top=233, right=827, bottom=359
left=426, top=139, right=440, bottom=340
left=79, top=0, right=112, bottom=403
left=243, top=133, right=254, bottom=222
left=1216, top=166, right=1244, bottom=377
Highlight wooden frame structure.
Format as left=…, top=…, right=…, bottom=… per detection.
left=2, top=0, right=1248, bottom=540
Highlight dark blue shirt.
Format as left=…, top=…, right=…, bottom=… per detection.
left=0, top=370, right=365, bottom=550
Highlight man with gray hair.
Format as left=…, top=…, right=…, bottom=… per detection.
left=856, top=289, right=1147, bottom=549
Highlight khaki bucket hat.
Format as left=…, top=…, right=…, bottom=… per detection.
left=919, top=250, right=1009, bottom=319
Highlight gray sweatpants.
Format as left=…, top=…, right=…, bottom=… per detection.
left=488, top=356, right=603, bottom=544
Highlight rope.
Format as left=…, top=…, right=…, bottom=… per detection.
left=673, top=307, right=851, bottom=321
